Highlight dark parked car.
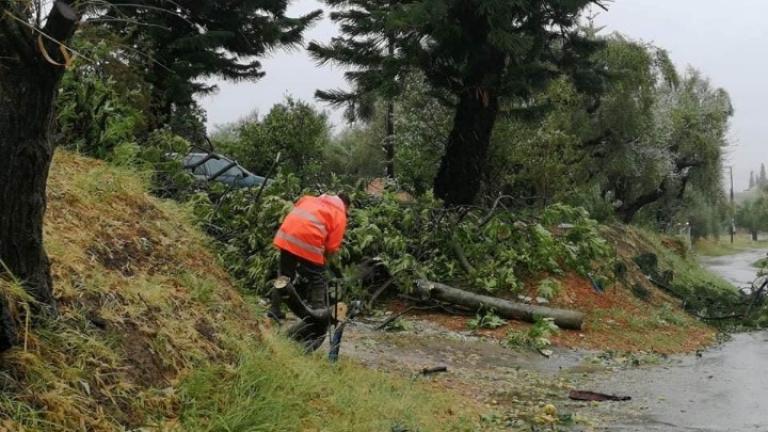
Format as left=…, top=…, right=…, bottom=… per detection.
left=181, top=153, right=267, bottom=188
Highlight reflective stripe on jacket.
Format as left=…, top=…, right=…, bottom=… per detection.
left=273, top=194, right=348, bottom=265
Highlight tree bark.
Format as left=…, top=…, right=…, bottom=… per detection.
left=434, top=88, right=500, bottom=206
left=0, top=1, right=79, bottom=349
left=433, top=12, right=505, bottom=207
left=616, top=183, right=668, bottom=224
left=0, top=70, right=57, bottom=306
left=414, top=280, right=585, bottom=330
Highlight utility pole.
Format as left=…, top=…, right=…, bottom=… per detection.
left=383, top=36, right=396, bottom=179
left=730, top=166, right=735, bottom=244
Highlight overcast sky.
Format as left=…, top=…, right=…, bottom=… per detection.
left=199, top=0, right=766, bottom=191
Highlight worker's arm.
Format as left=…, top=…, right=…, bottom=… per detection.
left=325, top=213, right=347, bottom=255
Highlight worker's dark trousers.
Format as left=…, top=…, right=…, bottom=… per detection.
left=273, top=250, right=329, bottom=352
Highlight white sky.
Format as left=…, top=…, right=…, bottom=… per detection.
left=199, top=0, right=767, bottom=191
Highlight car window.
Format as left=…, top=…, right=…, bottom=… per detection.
left=204, top=158, right=242, bottom=178
left=193, top=164, right=208, bottom=176
left=182, top=155, right=209, bottom=176
left=183, top=154, right=204, bottom=167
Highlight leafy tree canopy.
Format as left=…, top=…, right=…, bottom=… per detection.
left=92, top=0, right=321, bottom=127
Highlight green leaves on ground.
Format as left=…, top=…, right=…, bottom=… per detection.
left=506, top=318, right=560, bottom=351
left=468, top=310, right=507, bottom=331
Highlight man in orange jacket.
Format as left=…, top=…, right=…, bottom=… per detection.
left=270, top=193, right=350, bottom=351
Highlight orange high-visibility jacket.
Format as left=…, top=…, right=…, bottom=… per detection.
left=273, top=194, right=348, bottom=265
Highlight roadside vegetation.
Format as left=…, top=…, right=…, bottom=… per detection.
left=0, top=152, right=484, bottom=431
left=695, top=234, right=768, bottom=257
left=2, top=0, right=765, bottom=430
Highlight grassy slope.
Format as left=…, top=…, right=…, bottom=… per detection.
left=0, top=152, right=481, bottom=431
left=694, top=233, right=768, bottom=257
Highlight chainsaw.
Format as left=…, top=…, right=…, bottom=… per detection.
left=329, top=300, right=363, bottom=363
left=273, top=275, right=363, bottom=361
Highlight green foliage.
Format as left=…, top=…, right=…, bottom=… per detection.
left=90, top=0, right=321, bottom=128
left=324, top=126, right=387, bottom=179
left=212, top=97, right=332, bottom=184
left=486, top=76, right=592, bottom=206
left=639, top=228, right=741, bottom=322
left=467, top=310, right=506, bottom=331
left=57, top=29, right=148, bottom=157
left=189, top=173, right=301, bottom=292
left=324, top=73, right=452, bottom=193
left=192, top=169, right=611, bottom=300
left=537, top=279, right=562, bottom=302
left=506, top=317, right=560, bottom=351
left=736, top=195, right=768, bottom=240
left=392, top=75, right=454, bottom=194
left=480, top=34, right=731, bottom=228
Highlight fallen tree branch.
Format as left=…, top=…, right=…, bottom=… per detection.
left=692, top=313, right=743, bottom=321
left=376, top=306, right=415, bottom=330
left=368, top=277, right=396, bottom=309
left=478, top=194, right=513, bottom=228
left=421, top=366, right=448, bottom=375
left=449, top=238, right=475, bottom=275
left=569, top=390, right=631, bottom=402
left=413, top=280, right=585, bottom=330
left=397, top=294, right=476, bottom=316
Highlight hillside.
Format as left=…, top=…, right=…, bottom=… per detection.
left=0, top=152, right=481, bottom=431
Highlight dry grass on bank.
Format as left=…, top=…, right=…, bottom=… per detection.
left=0, top=151, right=484, bottom=432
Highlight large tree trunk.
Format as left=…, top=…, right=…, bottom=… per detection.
left=433, top=7, right=505, bottom=207
left=414, top=280, right=585, bottom=330
left=0, top=71, right=57, bottom=306
left=434, top=89, right=500, bottom=206
left=0, top=1, right=79, bottom=350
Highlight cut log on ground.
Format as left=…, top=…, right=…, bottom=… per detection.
left=413, top=280, right=585, bottom=330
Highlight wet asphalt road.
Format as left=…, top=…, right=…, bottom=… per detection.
left=573, top=249, right=768, bottom=432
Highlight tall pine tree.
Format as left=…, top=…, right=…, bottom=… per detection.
left=312, top=0, right=606, bottom=205
left=96, top=0, right=321, bottom=131
left=750, top=171, right=756, bottom=189
left=761, top=163, right=767, bottom=186
left=308, top=0, right=404, bottom=178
